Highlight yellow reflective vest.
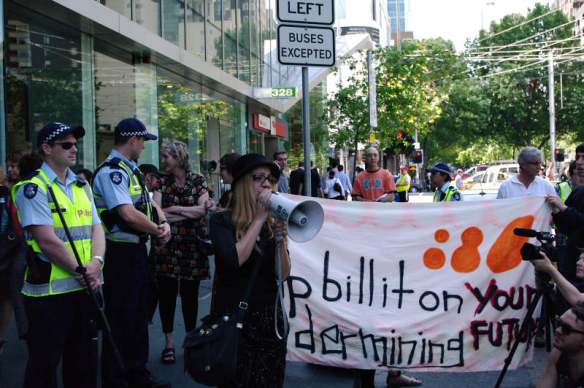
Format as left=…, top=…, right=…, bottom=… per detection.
left=558, top=181, right=573, bottom=203
left=396, top=174, right=411, bottom=193
left=94, top=156, right=152, bottom=243
left=18, top=170, right=94, bottom=297
left=433, top=185, right=461, bottom=203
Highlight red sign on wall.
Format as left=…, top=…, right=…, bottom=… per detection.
left=252, top=113, right=271, bottom=133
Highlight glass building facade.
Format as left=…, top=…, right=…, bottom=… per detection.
left=388, top=0, right=405, bottom=34
left=1, top=0, right=295, bottom=194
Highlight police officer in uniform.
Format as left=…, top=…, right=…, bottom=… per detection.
left=92, top=118, right=171, bottom=388
left=395, top=165, right=411, bottom=202
left=15, top=122, right=105, bottom=388
left=428, top=163, right=463, bottom=202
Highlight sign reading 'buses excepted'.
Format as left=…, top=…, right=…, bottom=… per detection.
left=277, top=25, right=335, bottom=67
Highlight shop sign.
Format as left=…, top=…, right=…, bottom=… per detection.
left=252, top=113, right=271, bottom=133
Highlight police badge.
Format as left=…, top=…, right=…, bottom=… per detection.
left=110, top=171, right=123, bottom=185
left=23, top=183, right=38, bottom=199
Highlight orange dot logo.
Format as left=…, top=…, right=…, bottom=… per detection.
left=424, top=248, right=446, bottom=269
left=487, top=215, right=535, bottom=273
left=423, top=215, right=536, bottom=275
left=451, top=227, right=483, bottom=273
left=435, top=229, right=450, bottom=243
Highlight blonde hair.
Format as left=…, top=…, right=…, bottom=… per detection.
left=162, top=139, right=190, bottom=170
left=228, top=171, right=275, bottom=240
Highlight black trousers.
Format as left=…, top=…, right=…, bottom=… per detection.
left=102, top=241, right=151, bottom=388
left=157, top=276, right=200, bottom=334
left=23, top=291, right=98, bottom=388
left=395, top=191, right=409, bottom=202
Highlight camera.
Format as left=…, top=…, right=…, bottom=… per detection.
left=514, top=228, right=557, bottom=262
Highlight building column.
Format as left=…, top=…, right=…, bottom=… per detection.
left=236, top=101, right=247, bottom=155
left=81, top=33, right=96, bottom=169
left=135, top=61, right=159, bottom=166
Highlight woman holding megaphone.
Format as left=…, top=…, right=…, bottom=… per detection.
left=209, top=153, right=290, bottom=388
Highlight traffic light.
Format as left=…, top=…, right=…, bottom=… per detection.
left=555, top=148, right=565, bottom=162
left=413, top=150, right=423, bottom=163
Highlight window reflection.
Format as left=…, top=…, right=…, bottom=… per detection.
left=206, top=0, right=223, bottom=69
left=161, top=0, right=185, bottom=47
left=93, top=48, right=136, bottom=164
left=223, top=0, right=238, bottom=77
left=187, top=0, right=206, bottom=59
left=5, top=5, right=84, bottom=160
left=101, top=0, right=132, bottom=19
left=135, top=0, right=161, bottom=35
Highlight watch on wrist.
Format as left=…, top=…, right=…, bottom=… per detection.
left=93, top=255, right=104, bottom=265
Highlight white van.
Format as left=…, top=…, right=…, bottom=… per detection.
left=478, top=164, right=520, bottom=192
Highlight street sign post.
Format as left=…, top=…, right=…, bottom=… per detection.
left=277, top=0, right=334, bottom=25
left=277, top=25, right=335, bottom=67
left=276, top=0, right=335, bottom=196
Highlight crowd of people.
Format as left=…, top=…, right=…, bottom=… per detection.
left=2, top=118, right=584, bottom=388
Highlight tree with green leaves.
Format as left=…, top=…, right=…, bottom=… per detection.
left=328, top=38, right=461, bottom=171
left=463, top=3, right=584, bottom=152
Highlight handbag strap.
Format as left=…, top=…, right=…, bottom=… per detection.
left=235, top=244, right=264, bottom=320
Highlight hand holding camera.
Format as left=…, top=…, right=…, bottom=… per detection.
left=530, top=250, right=555, bottom=274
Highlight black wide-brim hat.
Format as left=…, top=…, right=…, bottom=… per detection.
left=231, top=153, right=280, bottom=187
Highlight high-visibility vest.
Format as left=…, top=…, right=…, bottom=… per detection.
left=396, top=174, right=411, bottom=192
left=17, top=170, right=94, bottom=297
left=558, top=181, right=573, bottom=203
left=433, top=185, right=461, bottom=203
left=94, top=156, right=152, bottom=243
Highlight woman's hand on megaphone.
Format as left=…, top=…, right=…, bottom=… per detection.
left=271, top=218, right=288, bottom=239
left=255, top=188, right=271, bottom=223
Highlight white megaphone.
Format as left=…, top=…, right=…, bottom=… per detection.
left=270, top=193, right=324, bottom=242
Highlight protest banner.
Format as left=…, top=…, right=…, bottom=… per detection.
left=285, top=196, right=551, bottom=372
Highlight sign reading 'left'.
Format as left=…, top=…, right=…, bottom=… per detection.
left=277, top=0, right=335, bottom=25
left=277, top=25, right=335, bottom=67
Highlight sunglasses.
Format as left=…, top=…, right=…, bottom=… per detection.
left=252, top=174, right=278, bottom=184
left=53, top=141, right=78, bottom=150
left=556, top=317, right=584, bottom=336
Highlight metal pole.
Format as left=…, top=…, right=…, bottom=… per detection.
left=395, top=0, right=401, bottom=49
left=548, top=50, right=556, bottom=175
left=414, top=128, right=420, bottom=184
left=302, top=66, right=311, bottom=197
left=368, top=50, right=377, bottom=133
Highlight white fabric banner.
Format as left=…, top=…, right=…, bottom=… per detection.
left=285, top=196, right=551, bottom=372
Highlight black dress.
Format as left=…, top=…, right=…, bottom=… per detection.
left=209, top=212, right=286, bottom=388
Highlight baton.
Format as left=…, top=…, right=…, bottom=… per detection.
left=46, top=185, right=126, bottom=374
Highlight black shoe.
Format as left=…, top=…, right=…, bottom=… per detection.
left=131, top=377, right=171, bottom=388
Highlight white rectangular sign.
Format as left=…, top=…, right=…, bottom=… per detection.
left=285, top=196, right=551, bottom=371
left=278, top=25, right=335, bottom=67
left=277, top=0, right=335, bottom=25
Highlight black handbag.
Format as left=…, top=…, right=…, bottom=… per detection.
left=183, top=255, right=262, bottom=386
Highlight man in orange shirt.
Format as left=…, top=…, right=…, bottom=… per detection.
left=352, top=146, right=396, bottom=202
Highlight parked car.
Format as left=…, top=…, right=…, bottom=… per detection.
left=478, top=164, right=519, bottom=192
left=461, top=172, right=486, bottom=190
left=462, top=165, right=488, bottom=179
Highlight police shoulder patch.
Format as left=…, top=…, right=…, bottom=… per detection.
left=110, top=171, right=123, bottom=185
left=23, top=183, right=38, bottom=199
